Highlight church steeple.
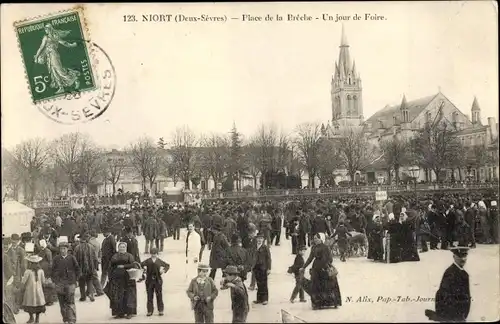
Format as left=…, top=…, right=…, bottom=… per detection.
left=331, top=25, right=363, bottom=127
left=471, top=96, right=481, bottom=125
left=338, top=23, right=351, bottom=78
left=400, top=94, right=409, bottom=123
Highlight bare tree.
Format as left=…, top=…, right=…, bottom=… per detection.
left=128, top=137, right=162, bottom=195
left=104, top=154, right=126, bottom=195
left=170, top=126, right=198, bottom=189
left=411, top=122, right=463, bottom=183
left=9, top=138, right=49, bottom=201
left=243, top=140, right=261, bottom=189
left=294, top=122, right=323, bottom=188
left=276, top=131, right=291, bottom=173
left=2, top=148, right=24, bottom=200
left=336, top=127, right=376, bottom=184
left=253, top=123, right=278, bottom=188
left=317, top=138, right=341, bottom=187
left=77, top=146, right=104, bottom=195
left=52, top=132, right=94, bottom=194
left=199, top=133, right=230, bottom=191
left=380, top=137, right=410, bottom=184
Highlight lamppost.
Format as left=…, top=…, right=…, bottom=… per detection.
left=408, top=167, right=420, bottom=199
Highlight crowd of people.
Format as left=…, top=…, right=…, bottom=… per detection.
left=3, top=189, right=498, bottom=323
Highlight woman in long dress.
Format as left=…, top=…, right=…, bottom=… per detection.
left=103, top=242, right=140, bottom=319
left=33, top=23, right=80, bottom=94
left=301, top=233, right=342, bottom=310
left=21, top=255, right=46, bottom=323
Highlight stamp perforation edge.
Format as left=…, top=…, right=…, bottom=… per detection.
left=13, top=5, right=99, bottom=105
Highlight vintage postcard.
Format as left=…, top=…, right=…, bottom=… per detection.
left=1, top=2, right=499, bottom=323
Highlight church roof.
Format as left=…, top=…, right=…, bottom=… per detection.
left=366, top=93, right=439, bottom=128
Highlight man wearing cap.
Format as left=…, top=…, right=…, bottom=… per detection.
left=52, top=241, right=81, bottom=324
left=425, top=244, right=471, bottom=322
left=140, top=247, right=170, bottom=316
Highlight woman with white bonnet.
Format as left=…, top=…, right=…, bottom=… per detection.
left=300, top=233, right=342, bottom=310
left=104, top=241, right=141, bottom=319
left=37, top=239, right=56, bottom=306
left=477, top=200, right=492, bottom=244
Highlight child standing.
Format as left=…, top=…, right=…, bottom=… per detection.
left=140, top=247, right=170, bottom=316
left=186, top=264, right=219, bottom=323
left=21, top=255, right=46, bottom=323
left=288, top=246, right=307, bottom=303
left=220, top=265, right=250, bottom=323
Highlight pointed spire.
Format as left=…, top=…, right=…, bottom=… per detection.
left=341, top=23, right=348, bottom=47
left=400, top=94, right=408, bottom=111
left=471, top=96, right=480, bottom=111
left=339, top=60, right=346, bottom=79
left=334, top=61, right=339, bottom=79
left=352, top=60, right=357, bottom=78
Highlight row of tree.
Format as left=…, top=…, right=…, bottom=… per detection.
left=2, top=120, right=496, bottom=201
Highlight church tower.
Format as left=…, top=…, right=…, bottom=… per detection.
left=331, top=25, right=363, bottom=127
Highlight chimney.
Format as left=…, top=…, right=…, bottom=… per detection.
left=488, top=117, right=497, bottom=142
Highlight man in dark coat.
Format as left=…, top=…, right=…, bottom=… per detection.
left=270, top=212, right=282, bottom=246
left=172, top=210, right=182, bottom=240
left=311, top=213, right=331, bottom=237
left=489, top=201, right=498, bottom=244
left=209, top=225, right=230, bottom=280
left=464, top=203, right=477, bottom=248
left=74, top=233, right=99, bottom=302
left=425, top=245, right=471, bottom=322
left=100, top=227, right=116, bottom=287
left=224, top=215, right=238, bottom=242
left=226, top=234, right=249, bottom=282
left=143, top=216, right=158, bottom=254
left=52, top=242, right=81, bottom=324
left=121, top=227, right=141, bottom=263
left=252, top=233, right=272, bottom=305
left=427, top=205, right=441, bottom=250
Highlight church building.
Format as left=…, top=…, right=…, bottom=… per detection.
left=322, top=26, right=498, bottom=184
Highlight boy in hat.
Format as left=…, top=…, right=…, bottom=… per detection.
left=288, top=245, right=307, bottom=303
left=252, top=233, right=271, bottom=305
left=140, top=247, right=170, bottom=316
left=186, top=263, right=219, bottom=323
left=221, top=265, right=249, bottom=323
left=425, top=244, right=471, bottom=322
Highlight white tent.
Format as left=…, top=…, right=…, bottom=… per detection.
left=2, top=200, right=35, bottom=236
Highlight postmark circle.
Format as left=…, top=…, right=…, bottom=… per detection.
left=33, top=41, right=116, bottom=125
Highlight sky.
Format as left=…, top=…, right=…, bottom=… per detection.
left=1, top=1, right=498, bottom=150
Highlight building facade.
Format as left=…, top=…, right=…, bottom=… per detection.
left=322, top=26, right=499, bottom=185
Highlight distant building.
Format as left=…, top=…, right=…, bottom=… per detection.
left=320, top=26, right=499, bottom=185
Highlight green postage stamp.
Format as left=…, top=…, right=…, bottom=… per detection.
left=14, top=7, right=96, bottom=103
